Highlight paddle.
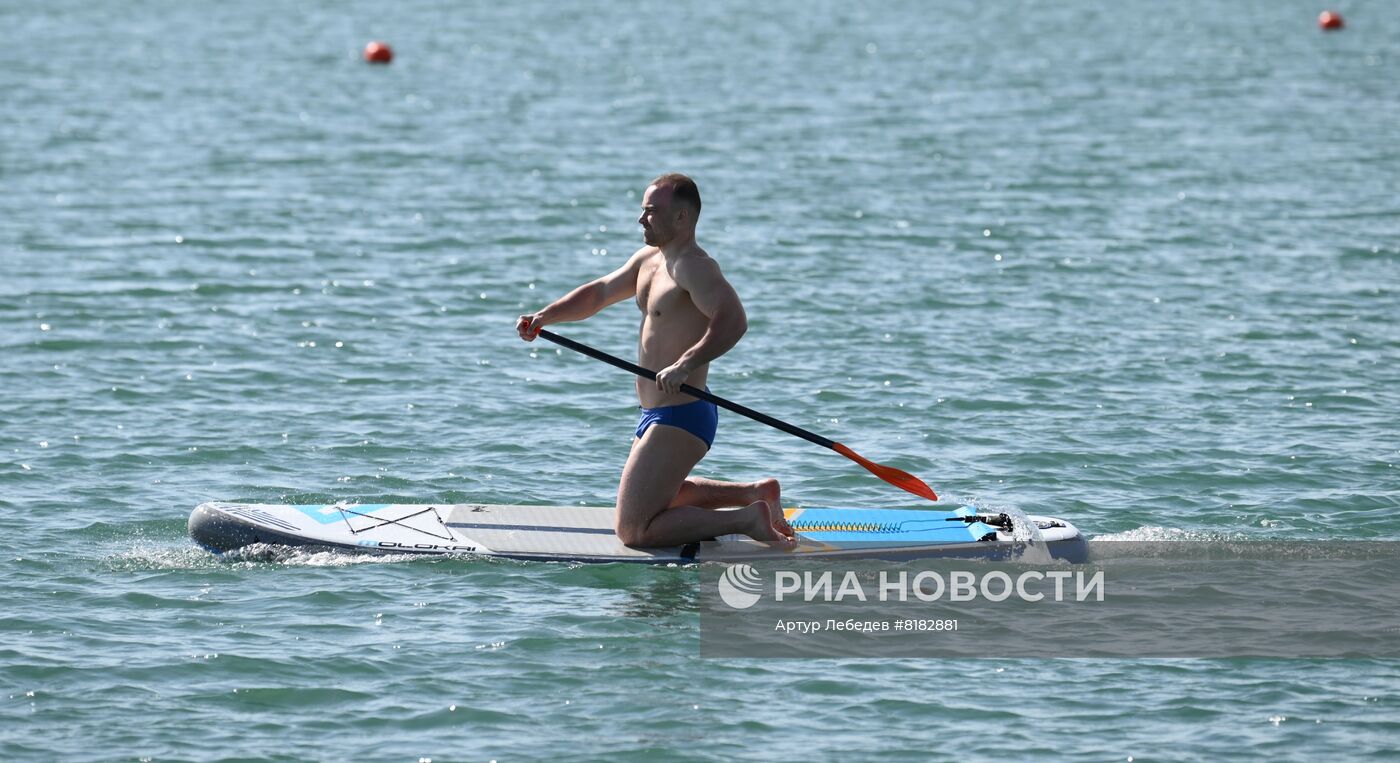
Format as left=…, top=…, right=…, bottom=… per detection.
left=535, top=328, right=939, bottom=502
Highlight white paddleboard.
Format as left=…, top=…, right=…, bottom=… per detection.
left=189, top=502, right=1085, bottom=563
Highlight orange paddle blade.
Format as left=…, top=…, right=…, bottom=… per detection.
left=832, top=442, right=939, bottom=502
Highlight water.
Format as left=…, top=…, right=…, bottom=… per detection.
left=4, top=0, right=1398, bottom=759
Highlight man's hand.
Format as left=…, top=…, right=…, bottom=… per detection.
left=655, top=359, right=692, bottom=395
left=516, top=314, right=544, bottom=341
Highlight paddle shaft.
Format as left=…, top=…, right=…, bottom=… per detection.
left=535, top=329, right=939, bottom=501
left=536, top=329, right=836, bottom=450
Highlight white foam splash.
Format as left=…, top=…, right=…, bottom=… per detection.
left=107, top=542, right=426, bottom=570
left=1091, top=526, right=1251, bottom=542
left=220, top=543, right=426, bottom=567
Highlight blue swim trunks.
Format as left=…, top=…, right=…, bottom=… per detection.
left=636, top=393, right=719, bottom=450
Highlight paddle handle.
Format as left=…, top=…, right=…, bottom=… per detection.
left=536, top=329, right=836, bottom=450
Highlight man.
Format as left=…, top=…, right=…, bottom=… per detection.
left=516, top=174, right=796, bottom=547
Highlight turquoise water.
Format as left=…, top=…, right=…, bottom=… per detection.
left=5, top=0, right=1399, bottom=759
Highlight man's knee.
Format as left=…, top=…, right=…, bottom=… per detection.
left=614, top=491, right=652, bottom=546
left=615, top=427, right=705, bottom=546
left=614, top=518, right=651, bottom=547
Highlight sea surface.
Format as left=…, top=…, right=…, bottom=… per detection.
left=4, top=0, right=1399, bottom=760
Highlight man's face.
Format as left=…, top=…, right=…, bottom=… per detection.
left=638, top=184, right=677, bottom=247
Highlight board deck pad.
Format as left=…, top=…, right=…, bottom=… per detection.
left=190, top=502, right=1085, bottom=563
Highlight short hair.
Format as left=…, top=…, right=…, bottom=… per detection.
left=650, top=173, right=701, bottom=218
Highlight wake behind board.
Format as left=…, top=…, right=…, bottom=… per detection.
left=189, top=502, right=1086, bottom=563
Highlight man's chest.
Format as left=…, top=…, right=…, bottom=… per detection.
left=636, top=261, right=693, bottom=316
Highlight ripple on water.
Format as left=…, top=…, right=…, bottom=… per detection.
left=6, top=0, right=1400, bottom=759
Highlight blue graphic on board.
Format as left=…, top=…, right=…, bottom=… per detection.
left=290, top=504, right=391, bottom=525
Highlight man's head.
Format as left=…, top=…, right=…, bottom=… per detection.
left=639, top=173, right=701, bottom=247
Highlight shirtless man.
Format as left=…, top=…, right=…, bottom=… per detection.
left=516, top=174, right=796, bottom=547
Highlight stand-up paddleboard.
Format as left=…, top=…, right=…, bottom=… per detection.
left=189, top=502, right=1086, bottom=563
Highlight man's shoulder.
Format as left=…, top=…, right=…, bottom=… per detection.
left=675, top=246, right=717, bottom=271
left=673, top=247, right=725, bottom=287
left=629, top=245, right=662, bottom=264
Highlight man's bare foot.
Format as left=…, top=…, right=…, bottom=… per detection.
left=744, top=500, right=797, bottom=545
left=754, top=479, right=795, bottom=539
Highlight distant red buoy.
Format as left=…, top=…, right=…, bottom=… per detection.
left=1318, top=11, right=1344, bottom=30
left=364, top=41, right=393, bottom=64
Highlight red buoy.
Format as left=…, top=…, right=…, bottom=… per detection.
left=1318, top=11, right=1344, bottom=30
left=364, top=41, right=393, bottom=64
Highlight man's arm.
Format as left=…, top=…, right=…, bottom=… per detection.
left=516, top=248, right=650, bottom=341
left=654, top=257, right=748, bottom=393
